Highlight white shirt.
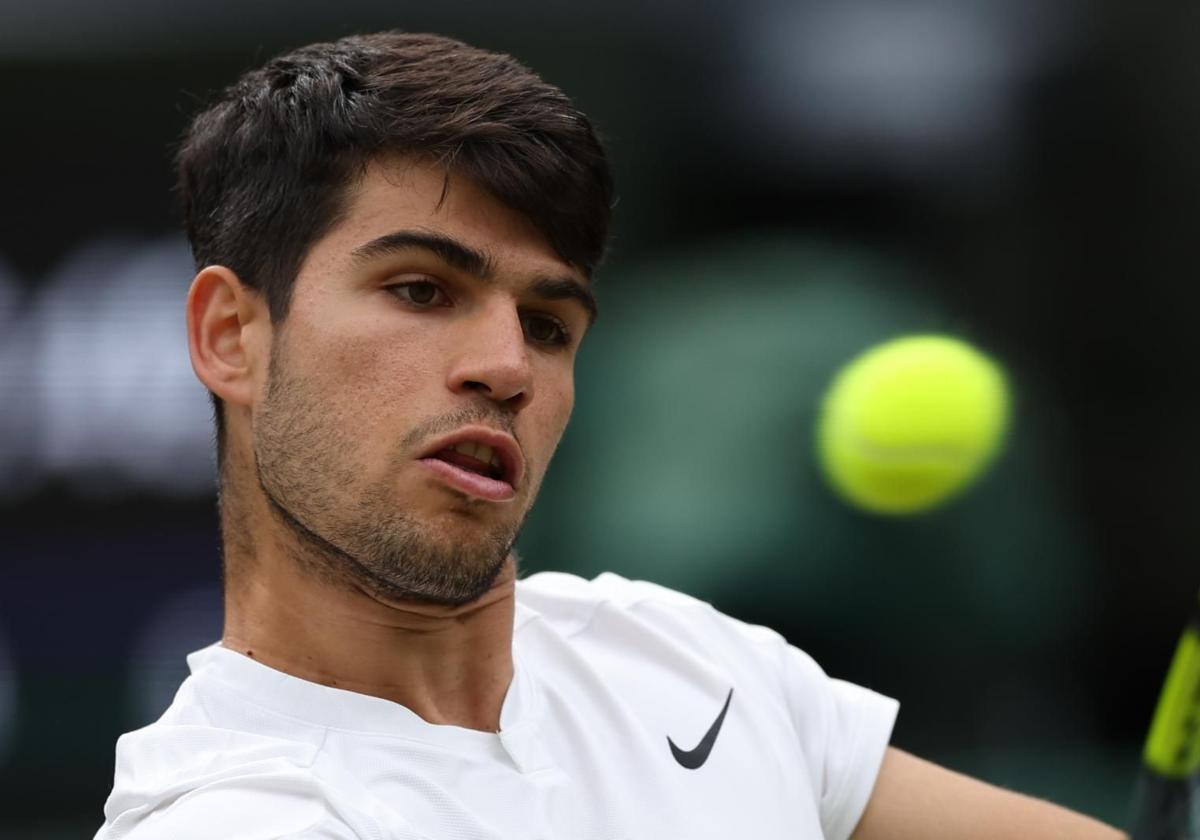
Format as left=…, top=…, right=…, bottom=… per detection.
left=96, top=572, right=898, bottom=839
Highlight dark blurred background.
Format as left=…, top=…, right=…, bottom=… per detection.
left=1, top=0, right=1197, bottom=835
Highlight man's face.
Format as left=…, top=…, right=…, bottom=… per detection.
left=250, top=158, right=594, bottom=606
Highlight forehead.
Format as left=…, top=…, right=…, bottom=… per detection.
left=311, top=156, right=579, bottom=280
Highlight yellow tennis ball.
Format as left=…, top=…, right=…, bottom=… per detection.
left=817, top=334, right=1010, bottom=514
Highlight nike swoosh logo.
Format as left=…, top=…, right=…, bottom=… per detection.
left=667, top=687, right=734, bottom=769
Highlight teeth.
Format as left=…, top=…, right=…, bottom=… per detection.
left=452, top=441, right=498, bottom=468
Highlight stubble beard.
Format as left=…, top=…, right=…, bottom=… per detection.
left=251, top=347, right=527, bottom=607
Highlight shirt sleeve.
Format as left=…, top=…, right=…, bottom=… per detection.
left=778, top=643, right=899, bottom=840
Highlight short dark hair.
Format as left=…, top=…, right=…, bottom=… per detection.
left=177, top=31, right=615, bottom=455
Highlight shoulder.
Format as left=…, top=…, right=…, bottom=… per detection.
left=516, top=570, right=782, bottom=646
left=515, top=571, right=826, bottom=713
left=516, top=571, right=803, bottom=684
left=516, top=572, right=898, bottom=839
left=96, top=723, right=380, bottom=840
left=516, top=569, right=694, bottom=608
left=96, top=783, right=362, bottom=839
left=96, top=724, right=318, bottom=837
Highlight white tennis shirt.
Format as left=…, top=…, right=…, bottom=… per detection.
left=96, top=572, right=897, bottom=839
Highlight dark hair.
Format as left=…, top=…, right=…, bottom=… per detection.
left=177, top=31, right=615, bottom=455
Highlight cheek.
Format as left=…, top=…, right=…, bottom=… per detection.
left=553, top=377, right=575, bottom=430
left=318, top=312, right=429, bottom=380
left=533, top=369, right=576, bottom=451
left=307, top=325, right=440, bottom=426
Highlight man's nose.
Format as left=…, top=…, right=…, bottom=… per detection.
left=446, top=301, right=533, bottom=412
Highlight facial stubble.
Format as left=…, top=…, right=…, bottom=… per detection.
left=252, top=345, right=527, bottom=607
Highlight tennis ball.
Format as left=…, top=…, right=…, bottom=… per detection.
left=817, top=334, right=1010, bottom=515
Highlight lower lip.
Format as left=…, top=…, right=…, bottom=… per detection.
left=419, top=458, right=516, bottom=502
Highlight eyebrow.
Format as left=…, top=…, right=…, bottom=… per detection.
left=532, top=278, right=598, bottom=327
left=351, top=230, right=493, bottom=276
left=350, top=229, right=598, bottom=326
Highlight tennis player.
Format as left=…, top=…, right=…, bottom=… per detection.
left=95, top=31, right=1127, bottom=839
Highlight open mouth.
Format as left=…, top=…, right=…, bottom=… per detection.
left=429, top=441, right=505, bottom=481
left=417, top=428, right=524, bottom=502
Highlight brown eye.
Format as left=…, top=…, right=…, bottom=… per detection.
left=388, top=281, right=448, bottom=307
left=522, top=314, right=569, bottom=346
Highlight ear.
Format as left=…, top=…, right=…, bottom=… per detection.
left=186, top=266, right=270, bottom=411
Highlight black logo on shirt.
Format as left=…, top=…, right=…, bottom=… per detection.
left=667, top=688, right=733, bottom=769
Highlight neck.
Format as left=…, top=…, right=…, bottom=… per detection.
left=218, top=464, right=517, bottom=733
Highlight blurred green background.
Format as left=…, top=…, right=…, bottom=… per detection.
left=1, top=1, right=1198, bottom=835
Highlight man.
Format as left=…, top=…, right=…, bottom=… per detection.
left=96, top=31, right=1127, bottom=839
